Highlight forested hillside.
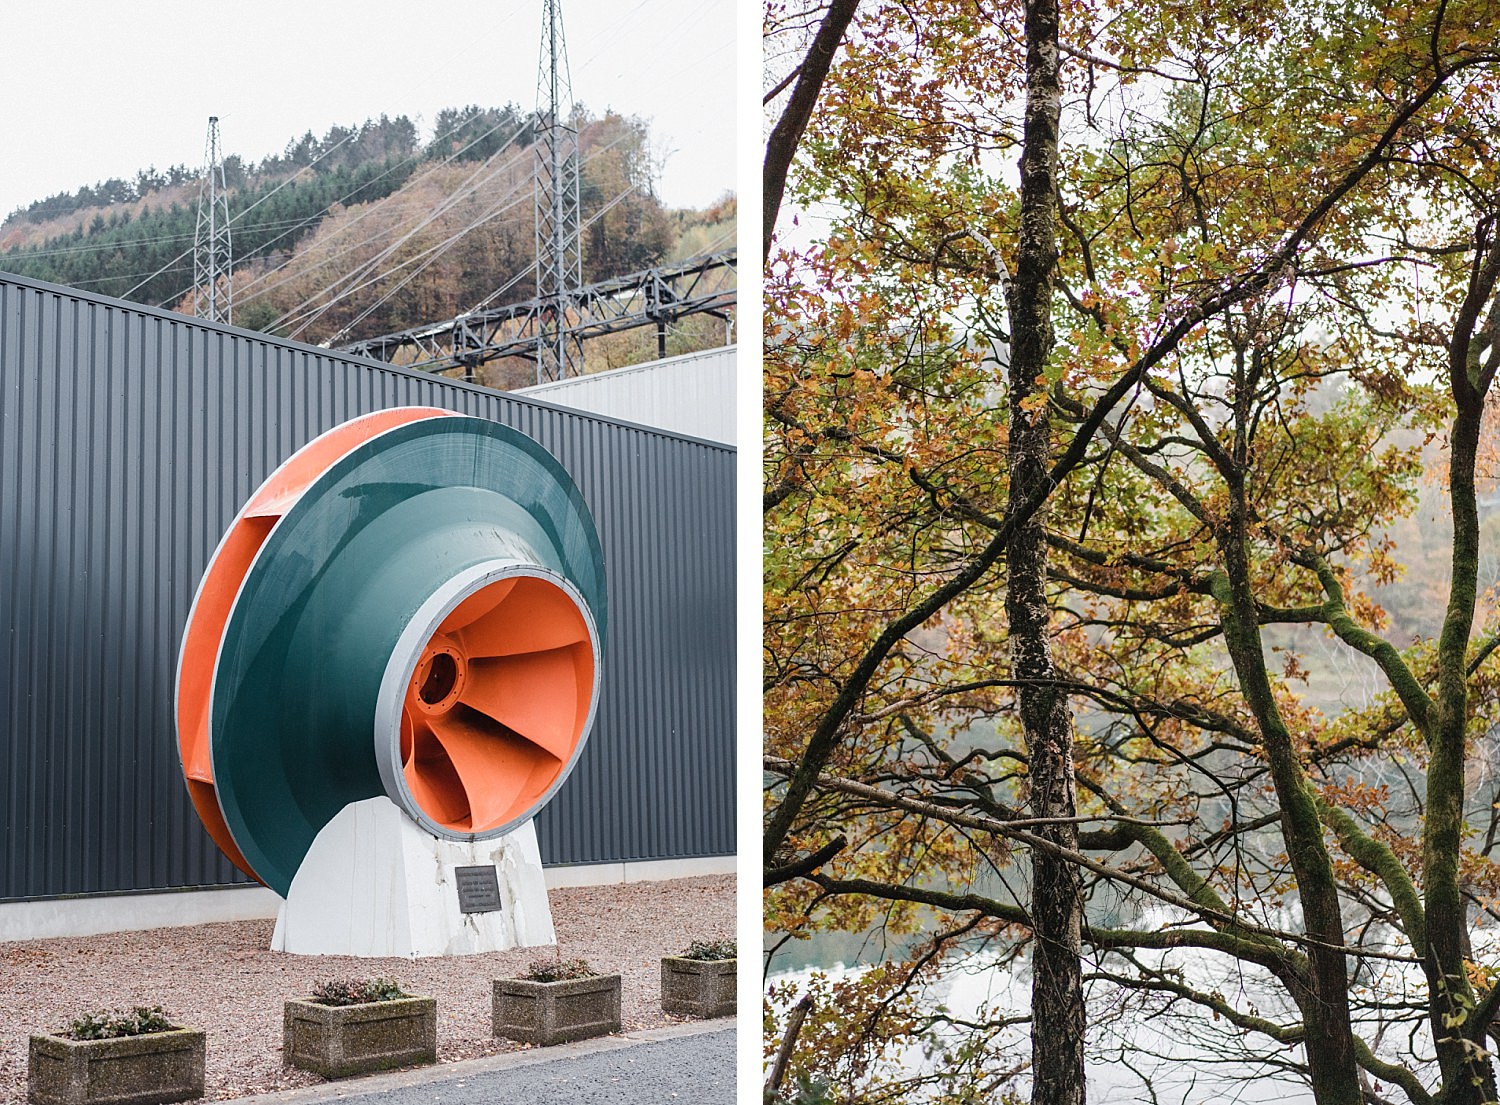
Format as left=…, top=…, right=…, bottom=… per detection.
left=0, top=106, right=734, bottom=367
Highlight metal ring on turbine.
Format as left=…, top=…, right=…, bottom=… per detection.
left=378, top=564, right=599, bottom=839
left=175, top=411, right=607, bottom=897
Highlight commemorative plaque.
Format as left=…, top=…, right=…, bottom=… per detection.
left=455, top=865, right=503, bottom=914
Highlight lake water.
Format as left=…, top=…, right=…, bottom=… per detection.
left=767, top=927, right=1349, bottom=1104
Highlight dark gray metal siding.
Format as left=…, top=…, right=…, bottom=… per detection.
left=0, top=273, right=735, bottom=901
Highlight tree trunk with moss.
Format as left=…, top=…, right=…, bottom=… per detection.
left=1425, top=226, right=1500, bottom=1100
left=1005, top=1, right=1084, bottom=1102
left=1205, top=335, right=1361, bottom=1104
left=1213, top=517, right=1361, bottom=1105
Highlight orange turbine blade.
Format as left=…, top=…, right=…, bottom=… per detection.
left=427, top=710, right=553, bottom=832
left=462, top=646, right=589, bottom=763
left=440, top=578, right=519, bottom=636
left=457, top=578, right=589, bottom=658
left=405, top=721, right=471, bottom=829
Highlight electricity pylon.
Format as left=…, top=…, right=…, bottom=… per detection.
left=194, top=116, right=233, bottom=325
left=533, top=0, right=583, bottom=382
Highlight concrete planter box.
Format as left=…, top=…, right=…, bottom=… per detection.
left=661, top=956, right=736, bottom=1018
left=282, top=996, right=436, bottom=1078
left=492, top=974, right=621, bottom=1046
left=27, top=1028, right=205, bottom=1105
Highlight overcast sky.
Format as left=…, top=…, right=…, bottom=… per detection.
left=0, top=0, right=735, bottom=219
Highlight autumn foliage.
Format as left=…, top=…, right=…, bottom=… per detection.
left=765, top=1, right=1500, bottom=1102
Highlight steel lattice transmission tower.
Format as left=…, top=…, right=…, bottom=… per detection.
left=533, top=0, right=584, bottom=382
left=194, top=116, right=233, bottom=325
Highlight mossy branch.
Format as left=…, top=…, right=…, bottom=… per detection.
left=1304, top=553, right=1433, bottom=739
left=1315, top=796, right=1426, bottom=953
left=1091, top=964, right=1302, bottom=1042
left=1108, top=812, right=1290, bottom=961
left=1352, top=1035, right=1433, bottom=1105
left=767, top=757, right=1416, bottom=965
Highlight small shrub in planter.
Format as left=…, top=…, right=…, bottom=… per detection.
left=492, top=957, right=621, bottom=1046
left=28, top=1006, right=205, bottom=1105
left=661, top=939, right=736, bottom=1019
left=283, top=978, right=436, bottom=1079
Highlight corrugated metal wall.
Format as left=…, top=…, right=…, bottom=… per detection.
left=0, top=273, right=735, bottom=902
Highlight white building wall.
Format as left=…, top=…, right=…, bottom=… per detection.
left=517, top=345, right=736, bottom=445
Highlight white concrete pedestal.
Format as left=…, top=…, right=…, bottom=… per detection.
left=270, top=797, right=555, bottom=957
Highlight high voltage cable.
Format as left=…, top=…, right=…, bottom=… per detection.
left=108, top=108, right=525, bottom=311
left=283, top=180, right=533, bottom=338
left=65, top=266, right=197, bottom=289
left=6, top=213, right=356, bottom=261
left=128, top=247, right=195, bottom=300
left=158, top=128, right=663, bottom=337
left=459, top=168, right=642, bottom=316
left=292, top=164, right=639, bottom=344
left=277, top=156, right=624, bottom=341
left=9, top=0, right=729, bottom=318
left=149, top=133, right=522, bottom=311
left=269, top=131, right=635, bottom=340
left=440, top=267, right=533, bottom=324
left=328, top=175, right=665, bottom=350
left=319, top=191, right=539, bottom=342
left=226, top=126, right=362, bottom=226
left=8, top=133, right=364, bottom=271
left=229, top=116, right=522, bottom=295
left=232, top=116, right=538, bottom=308
left=265, top=129, right=537, bottom=331
left=324, top=148, right=652, bottom=342
left=25, top=102, right=678, bottom=343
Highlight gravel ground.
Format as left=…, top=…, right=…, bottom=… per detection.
left=0, top=875, right=733, bottom=1103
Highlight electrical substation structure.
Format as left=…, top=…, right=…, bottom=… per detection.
left=338, top=250, right=738, bottom=379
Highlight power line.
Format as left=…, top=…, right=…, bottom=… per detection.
left=321, top=168, right=655, bottom=348
left=286, top=180, right=533, bottom=340
left=268, top=132, right=538, bottom=334
left=227, top=126, right=362, bottom=227
left=323, top=191, right=537, bottom=343
left=266, top=131, right=634, bottom=340
left=44, top=108, right=534, bottom=315
left=2, top=213, right=358, bottom=261
left=12, top=72, right=714, bottom=350
left=232, top=114, right=540, bottom=309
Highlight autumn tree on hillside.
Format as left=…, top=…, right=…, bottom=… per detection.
left=225, top=111, right=673, bottom=346
left=764, top=1, right=1500, bottom=1102
left=2, top=107, right=682, bottom=348
left=580, top=111, right=673, bottom=277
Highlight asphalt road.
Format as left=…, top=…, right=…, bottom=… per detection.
left=234, top=1023, right=736, bottom=1105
